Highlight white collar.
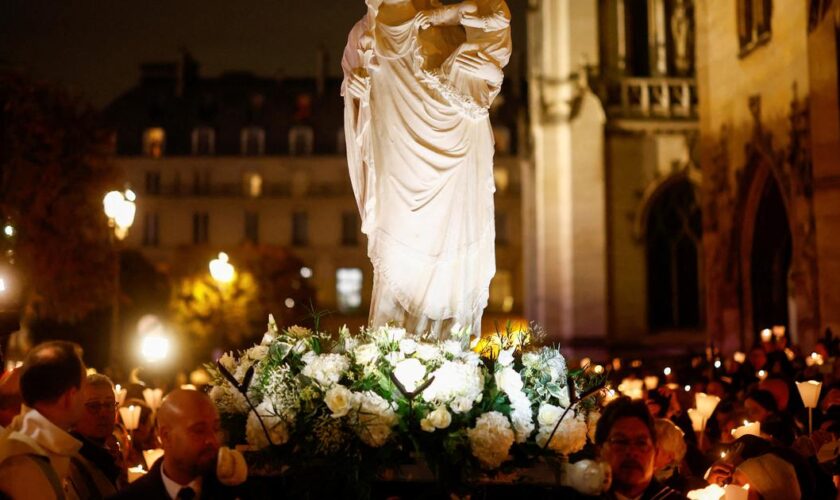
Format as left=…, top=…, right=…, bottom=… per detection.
left=160, top=459, right=202, bottom=500
left=17, top=408, right=82, bottom=457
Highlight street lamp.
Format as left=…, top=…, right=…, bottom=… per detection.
left=103, top=189, right=136, bottom=371
left=209, top=252, right=235, bottom=359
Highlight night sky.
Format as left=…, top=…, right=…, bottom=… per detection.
left=0, top=0, right=527, bottom=108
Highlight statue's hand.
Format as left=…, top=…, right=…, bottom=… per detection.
left=346, top=70, right=371, bottom=100
left=454, top=51, right=503, bottom=83
left=458, top=1, right=478, bottom=15
left=414, top=10, right=432, bottom=30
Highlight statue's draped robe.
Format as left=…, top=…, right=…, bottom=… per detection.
left=342, top=4, right=510, bottom=338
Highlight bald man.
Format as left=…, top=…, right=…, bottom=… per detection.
left=110, top=389, right=247, bottom=499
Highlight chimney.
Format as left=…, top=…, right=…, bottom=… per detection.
left=315, top=44, right=328, bottom=96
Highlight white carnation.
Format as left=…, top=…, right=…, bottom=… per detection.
left=415, top=343, right=442, bottom=362
left=467, top=411, right=515, bottom=469
left=301, top=353, right=350, bottom=388
left=497, top=347, right=515, bottom=367
left=393, top=358, right=427, bottom=393
left=246, top=401, right=290, bottom=449
left=495, top=367, right=524, bottom=395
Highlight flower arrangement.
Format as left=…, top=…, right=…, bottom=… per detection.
left=206, top=316, right=606, bottom=483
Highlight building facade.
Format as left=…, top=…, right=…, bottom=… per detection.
left=526, top=0, right=701, bottom=354
left=104, top=53, right=525, bottom=335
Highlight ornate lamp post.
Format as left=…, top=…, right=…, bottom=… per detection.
left=103, top=189, right=136, bottom=370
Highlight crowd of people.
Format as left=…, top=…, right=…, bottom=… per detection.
left=0, top=330, right=837, bottom=499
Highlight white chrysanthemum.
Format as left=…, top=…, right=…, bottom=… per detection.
left=508, top=392, right=535, bottom=443
left=218, top=352, right=237, bottom=373
left=353, top=391, right=397, bottom=447
left=421, top=360, right=485, bottom=413
left=246, top=401, right=290, bottom=449
left=301, top=353, right=350, bottom=388
left=536, top=411, right=587, bottom=455
left=286, top=325, right=313, bottom=338
left=209, top=384, right=250, bottom=414
left=467, top=411, right=515, bottom=469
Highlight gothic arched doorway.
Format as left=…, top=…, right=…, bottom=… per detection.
left=646, top=177, right=702, bottom=331
left=749, top=176, right=792, bottom=337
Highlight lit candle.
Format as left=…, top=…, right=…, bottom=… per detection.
left=695, top=392, right=721, bottom=420
left=119, top=405, right=142, bottom=431
left=114, top=385, right=127, bottom=407
left=760, top=329, right=772, bottom=343
left=142, top=448, right=164, bottom=468
left=644, top=375, right=659, bottom=391
left=784, top=348, right=795, bottom=361
left=593, top=364, right=604, bottom=374
left=730, top=420, right=760, bottom=439
left=618, top=378, right=644, bottom=400
left=687, top=483, right=725, bottom=500
left=688, top=408, right=705, bottom=433
left=664, top=367, right=672, bottom=376
left=733, top=352, right=746, bottom=364
left=723, top=483, right=749, bottom=500
left=127, top=465, right=146, bottom=483
left=757, top=370, right=767, bottom=381
left=143, top=388, right=163, bottom=412
left=685, top=385, right=691, bottom=392
left=796, top=380, right=822, bottom=408
left=772, top=325, right=785, bottom=340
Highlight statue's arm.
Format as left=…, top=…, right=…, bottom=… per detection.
left=415, top=2, right=477, bottom=30
left=460, top=0, right=510, bottom=31
left=341, top=18, right=373, bottom=103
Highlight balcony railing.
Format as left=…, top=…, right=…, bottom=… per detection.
left=605, top=77, right=697, bottom=119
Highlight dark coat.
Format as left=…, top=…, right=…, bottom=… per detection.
left=108, top=458, right=247, bottom=500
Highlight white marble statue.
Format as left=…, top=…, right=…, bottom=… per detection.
left=342, top=0, right=511, bottom=339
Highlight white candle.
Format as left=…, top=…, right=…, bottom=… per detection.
left=796, top=380, right=822, bottom=408
left=127, top=465, right=146, bottom=483
left=688, top=408, right=705, bottom=433
left=687, top=483, right=725, bottom=500
left=142, top=388, right=163, bottom=412
left=119, top=405, right=142, bottom=431
left=760, top=329, right=772, bottom=342
left=142, top=448, right=164, bottom=468
left=695, top=393, right=721, bottom=419
left=723, top=483, right=749, bottom=500
left=730, top=421, right=760, bottom=439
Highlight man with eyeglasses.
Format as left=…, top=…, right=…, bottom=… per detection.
left=594, top=397, right=685, bottom=500
left=68, top=373, right=124, bottom=498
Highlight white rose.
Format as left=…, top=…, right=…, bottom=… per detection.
left=426, top=405, right=452, bottom=430
left=538, top=403, right=564, bottom=428
left=325, top=386, right=356, bottom=418
left=495, top=367, right=524, bottom=395
left=420, top=417, right=435, bottom=432
left=497, top=347, right=515, bottom=367
left=398, top=338, right=418, bottom=355
left=354, top=343, right=380, bottom=366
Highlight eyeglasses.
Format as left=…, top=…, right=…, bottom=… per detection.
left=85, top=401, right=119, bottom=412
left=607, top=437, right=654, bottom=452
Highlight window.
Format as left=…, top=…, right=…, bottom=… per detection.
left=142, top=128, right=165, bottom=158
left=193, top=170, right=211, bottom=196
left=737, top=0, right=772, bottom=53
left=244, top=211, right=259, bottom=244
left=489, top=270, right=514, bottom=313
left=292, top=211, right=308, bottom=246
left=336, top=268, right=363, bottom=312
left=142, top=212, right=159, bottom=246
left=341, top=211, right=359, bottom=246
left=495, top=213, right=508, bottom=245
left=192, top=212, right=209, bottom=244
left=243, top=172, right=263, bottom=198
left=646, top=179, right=702, bottom=331
left=145, top=171, right=161, bottom=195
left=241, top=126, right=265, bottom=156
left=191, top=126, right=215, bottom=155
left=289, top=126, right=314, bottom=156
